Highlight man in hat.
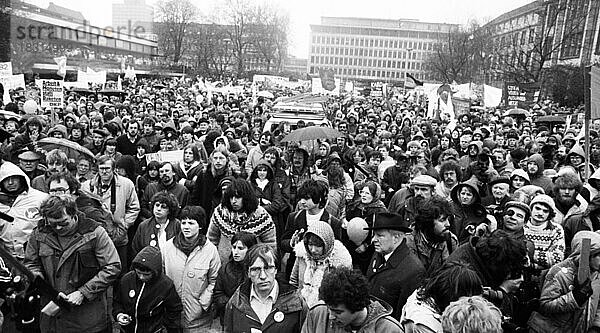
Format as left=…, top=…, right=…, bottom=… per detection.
left=17, top=149, right=45, bottom=181
left=365, top=212, right=425, bottom=319
left=389, top=174, right=437, bottom=222
left=85, top=128, right=109, bottom=156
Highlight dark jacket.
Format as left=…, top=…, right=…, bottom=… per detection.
left=213, top=259, right=247, bottom=320
left=76, top=191, right=128, bottom=247
left=114, top=246, right=183, bottom=333
left=367, top=240, right=425, bottom=320
left=24, top=214, right=121, bottom=333
left=344, top=199, right=388, bottom=274
left=528, top=154, right=554, bottom=195
left=224, top=279, right=308, bottom=333
left=116, top=134, right=141, bottom=156
left=131, top=217, right=180, bottom=257
left=173, top=160, right=204, bottom=192
left=192, top=165, right=232, bottom=218
left=141, top=181, right=189, bottom=219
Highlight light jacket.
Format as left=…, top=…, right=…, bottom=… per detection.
left=529, top=231, right=600, bottom=332
left=291, top=222, right=352, bottom=307
left=82, top=173, right=140, bottom=231
left=163, top=237, right=221, bottom=329
left=301, top=299, right=402, bottom=333
left=0, top=161, right=48, bottom=259
left=24, top=214, right=121, bottom=333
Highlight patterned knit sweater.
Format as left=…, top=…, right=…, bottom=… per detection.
left=524, top=221, right=566, bottom=270
left=207, top=204, right=276, bottom=252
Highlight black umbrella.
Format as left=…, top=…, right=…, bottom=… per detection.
left=534, top=115, right=566, bottom=125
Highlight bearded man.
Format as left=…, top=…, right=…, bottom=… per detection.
left=405, top=196, right=457, bottom=275
left=553, top=172, right=592, bottom=254
left=394, top=175, right=438, bottom=226
left=435, top=161, right=461, bottom=201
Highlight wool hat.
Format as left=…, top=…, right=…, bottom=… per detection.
left=410, top=175, right=438, bottom=187
left=530, top=194, right=556, bottom=214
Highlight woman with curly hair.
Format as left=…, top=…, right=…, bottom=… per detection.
left=131, top=192, right=180, bottom=257
left=400, top=261, right=483, bottom=333
left=207, top=178, right=276, bottom=263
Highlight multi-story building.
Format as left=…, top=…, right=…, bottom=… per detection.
left=283, top=56, right=308, bottom=76
left=307, top=17, right=457, bottom=84
left=112, top=0, right=154, bottom=34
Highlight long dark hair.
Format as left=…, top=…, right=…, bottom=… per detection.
left=222, top=179, right=259, bottom=214
left=418, top=261, right=483, bottom=312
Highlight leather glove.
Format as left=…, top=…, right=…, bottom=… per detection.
left=573, top=278, right=593, bottom=306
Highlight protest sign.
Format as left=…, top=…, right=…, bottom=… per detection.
left=502, top=82, right=540, bottom=108
left=40, top=79, right=64, bottom=108
left=0, top=62, right=12, bottom=76
left=145, top=150, right=183, bottom=164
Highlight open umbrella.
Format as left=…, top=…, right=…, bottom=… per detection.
left=257, top=91, right=274, bottom=99
left=70, top=87, right=95, bottom=95
left=534, top=115, right=566, bottom=125
left=0, top=110, right=21, bottom=121
left=37, top=138, right=95, bottom=161
left=504, top=108, right=530, bottom=117
left=99, top=89, right=125, bottom=96
left=280, top=126, right=342, bottom=143
left=153, top=84, right=167, bottom=89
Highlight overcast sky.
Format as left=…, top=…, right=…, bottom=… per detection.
left=25, top=0, right=534, bottom=57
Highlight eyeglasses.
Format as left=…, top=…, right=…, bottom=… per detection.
left=248, top=265, right=276, bottom=276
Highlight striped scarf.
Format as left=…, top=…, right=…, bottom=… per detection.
left=211, top=204, right=273, bottom=240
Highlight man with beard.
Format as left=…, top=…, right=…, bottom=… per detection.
left=31, top=148, right=69, bottom=193
left=526, top=154, right=554, bottom=195
left=405, top=196, right=457, bottom=275
left=491, top=148, right=510, bottom=177
left=459, top=141, right=483, bottom=170
left=435, top=161, right=461, bottom=201
left=81, top=155, right=139, bottom=266
left=141, top=162, right=189, bottom=219
left=553, top=172, right=591, bottom=254
left=245, top=131, right=273, bottom=176
left=116, top=120, right=142, bottom=156
left=0, top=161, right=48, bottom=260
left=391, top=175, right=437, bottom=225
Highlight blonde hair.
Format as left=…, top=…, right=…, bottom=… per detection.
left=441, top=296, right=502, bottom=333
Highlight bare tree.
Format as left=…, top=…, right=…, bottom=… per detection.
left=487, top=0, right=590, bottom=84
left=250, top=3, right=289, bottom=72
left=155, top=0, right=198, bottom=63
left=425, top=24, right=481, bottom=83
left=190, top=24, right=235, bottom=78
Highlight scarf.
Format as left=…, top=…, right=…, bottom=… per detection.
left=173, top=232, right=206, bottom=256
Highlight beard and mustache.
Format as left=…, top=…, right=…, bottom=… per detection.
left=556, top=191, right=577, bottom=207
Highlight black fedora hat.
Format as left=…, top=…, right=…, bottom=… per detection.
left=364, top=212, right=411, bottom=233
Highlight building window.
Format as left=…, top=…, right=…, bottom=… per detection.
left=561, top=0, right=588, bottom=59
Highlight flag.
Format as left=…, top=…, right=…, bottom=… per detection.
left=405, top=73, right=423, bottom=89
left=54, top=56, right=67, bottom=78
left=124, top=66, right=136, bottom=80
left=591, top=66, right=600, bottom=119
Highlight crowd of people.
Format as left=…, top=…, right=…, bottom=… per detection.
left=0, top=76, right=598, bottom=333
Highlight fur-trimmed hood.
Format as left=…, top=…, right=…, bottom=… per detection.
left=294, top=239, right=352, bottom=268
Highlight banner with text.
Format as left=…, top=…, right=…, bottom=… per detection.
left=40, top=80, right=64, bottom=108
left=145, top=150, right=184, bottom=164
left=502, top=82, right=540, bottom=108
left=0, top=62, right=12, bottom=76
left=0, top=74, right=25, bottom=104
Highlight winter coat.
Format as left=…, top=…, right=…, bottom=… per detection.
left=131, top=217, right=180, bottom=257
left=400, top=289, right=443, bottom=333
left=405, top=230, right=458, bottom=276
left=207, top=204, right=276, bottom=263
left=224, top=279, right=308, bottom=333
left=173, top=160, right=204, bottom=193
left=213, top=259, right=247, bottom=321
left=141, top=181, right=189, bottom=219
left=245, top=144, right=266, bottom=176
left=555, top=195, right=592, bottom=255
left=113, top=246, right=183, bottom=333
left=24, top=214, right=121, bottom=333
left=528, top=231, right=600, bottom=333
left=76, top=190, right=128, bottom=247
left=192, top=164, right=232, bottom=218
left=81, top=173, right=140, bottom=235
left=116, top=134, right=141, bottom=156
left=163, top=236, right=221, bottom=330
left=528, top=154, right=554, bottom=195
left=301, top=299, right=402, bottom=333
left=367, top=240, right=425, bottom=320
left=290, top=221, right=352, bottom=307
left=250, top=160, right=286, bottom=217
left=450, top=179, right=489, bottom=243
left=326, top=187, right=346, bottom=221
left=345, top=198, right=388, bottom=274
left=0, top=162, right=48, bottom=259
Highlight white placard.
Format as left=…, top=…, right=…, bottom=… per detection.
left=39, top=79, right=64, bottom=108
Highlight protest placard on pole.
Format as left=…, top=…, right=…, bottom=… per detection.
left=0, top=62, right=12, bottom=76
left=145, top=150, right=183, bottom=164
left=40, top=79, right=64, bottom=108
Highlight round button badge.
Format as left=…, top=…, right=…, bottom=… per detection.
left=274, top=311, right=284, bottom=323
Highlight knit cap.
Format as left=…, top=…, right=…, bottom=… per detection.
left=304, top=220, right=334, bottom=261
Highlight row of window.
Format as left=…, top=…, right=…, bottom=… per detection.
left=309, top=66, right=432, bottom=81
left=311, top=34, right=438, bottom=51
left=494, top=28, right=537, bottom=48
left=310, top=46, right=430, bottom=59
left=311, top=25, right=450, bottom=39
left=309, top=56, right=426, bottom=71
